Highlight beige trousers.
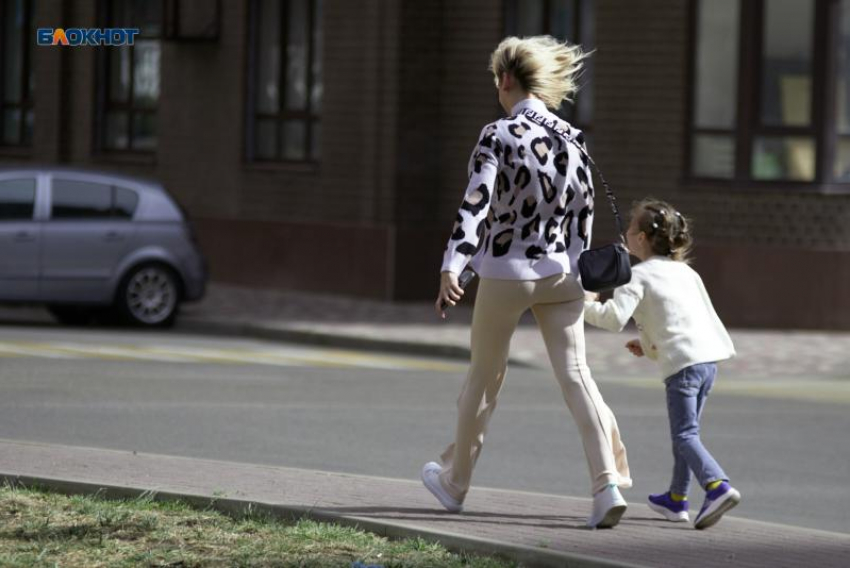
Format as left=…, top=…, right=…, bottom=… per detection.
left=438, top=273, right=632, bottom=500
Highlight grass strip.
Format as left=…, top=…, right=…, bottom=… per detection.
left=0, top=484, right=517, bottom=567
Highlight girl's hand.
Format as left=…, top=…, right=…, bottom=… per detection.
left=625, top=339, right=645, bottom=357
left=585, top=291, right=600, bottom=302
left=435, top=271, right=464, bottom=319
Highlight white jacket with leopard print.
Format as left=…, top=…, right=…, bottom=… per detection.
left=441, top=98, right=594, bottom=280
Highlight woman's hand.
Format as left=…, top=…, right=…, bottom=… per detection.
left=625, top=339, right=644, bottom=357
left=585, top=291, right=600, bottom=302
left=435, top=271, right=464, bottom=319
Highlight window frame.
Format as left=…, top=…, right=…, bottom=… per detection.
left=245, top=0, right=322, bottom=164
left=0, top=0, right=34, bottom=148
left=685, top=0, right=848, bottom=192
left=504, top=0, right=583, bottom=42
left=95, top=0, right=163, bottom=155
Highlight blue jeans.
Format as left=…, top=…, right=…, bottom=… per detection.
left=665, top=363, right=727, bottom=496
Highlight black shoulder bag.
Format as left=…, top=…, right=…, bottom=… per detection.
left=519, top=108, right=631, bottom=292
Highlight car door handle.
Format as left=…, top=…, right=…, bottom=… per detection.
left=103, top=231, right=124, bottom=241
left=13, top=231, right=36, bottom=242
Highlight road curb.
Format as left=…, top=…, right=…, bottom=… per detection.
left=175, top=318, right=538, bottom=369
left=1, top=473, right=645, bottom=568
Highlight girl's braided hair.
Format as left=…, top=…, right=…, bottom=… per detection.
left=632, top=199, right=693, bottom=263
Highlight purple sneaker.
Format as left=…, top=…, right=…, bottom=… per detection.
left=647, top=492, right=690, bottom=522
left=694, top=482, right=741, bottom=530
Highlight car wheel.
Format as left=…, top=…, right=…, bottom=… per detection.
left=117, top=264, right=180, bottom=327
left=47, top=305, right=94, bottom=326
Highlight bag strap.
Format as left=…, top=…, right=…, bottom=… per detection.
left=518, top=108, right=626, bottom=244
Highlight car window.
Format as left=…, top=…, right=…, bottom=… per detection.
left=52, top=179, right=112, bottom=219
left=0, top=178, right=36, bottom=221
left=114, top=187, right=139, bottom=219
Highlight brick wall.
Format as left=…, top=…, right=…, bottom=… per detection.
left=593, top=0, right=850, bottom=249
left=4, top=0, right=849, bottom=327
left=187, top=0, right=402, bottom=295
left=592, top=0, right=850, bottom=328
left=391, top=0, right=503, bottom=300
left=29, top=0, right=66, bottom=163
left=13, top=1, right=404, bottom=299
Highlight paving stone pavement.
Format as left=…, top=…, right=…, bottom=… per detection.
left=179, top=283, right=850, bottom=381
left=5, top=283, right=847, bottom=382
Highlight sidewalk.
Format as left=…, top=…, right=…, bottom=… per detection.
left=178, top=283, right=850, bottom=381
left=2, top=439, right=847, bottom=568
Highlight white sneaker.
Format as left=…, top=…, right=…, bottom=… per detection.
left=586, top=485, right=627, bottom=528
left=421, top=462, right=463, bottom=513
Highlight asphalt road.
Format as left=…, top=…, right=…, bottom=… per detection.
left=0, top=325, right=847, bottom=534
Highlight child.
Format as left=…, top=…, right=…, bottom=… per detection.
left=583, top=199, right=740, bottom=530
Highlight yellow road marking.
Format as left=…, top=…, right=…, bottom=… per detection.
left=0, top=340, right=466, bottom=373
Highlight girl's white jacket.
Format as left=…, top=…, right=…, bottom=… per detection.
left=584, top=256, right=736, bottom=379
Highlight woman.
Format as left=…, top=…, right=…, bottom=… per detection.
left=421, top=36, right=632, bottom=528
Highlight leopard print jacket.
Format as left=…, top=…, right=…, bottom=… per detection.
left=441, top=98, right=594, bottom=280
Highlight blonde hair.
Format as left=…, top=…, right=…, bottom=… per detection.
left=489, top=35, right=589, bottom=110
left=631, top=199, right=694, bottom=263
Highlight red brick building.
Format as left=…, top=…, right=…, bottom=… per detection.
left=2, top=0, right=849, bottom=328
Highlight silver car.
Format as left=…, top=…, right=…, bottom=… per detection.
left=0, top=167, right=207, bottom=327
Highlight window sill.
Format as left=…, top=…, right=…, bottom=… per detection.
left=682, top=177, right=850, bottom=195
left=243, top=160, right=320, bottom=175
left=90, top=151, right=157, bottom=167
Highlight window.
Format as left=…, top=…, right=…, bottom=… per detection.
left=114, top=186, right=139, bottom=218
left=503, top=0, right=595, bottom=129
left=248, top=0, right=323, bottom=162
left=689, top=0, right=850, bottom=186
left=691, top=0, right=740, bottom=178
left=0, top=178, right=35, bottom=219
left=0, top=0, right=34, bottom=147
left=98, top=0, right=162, bottom=152
left=51, top=180, right=138, bottom=219
left=52, top=180, right=112, bottom=219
